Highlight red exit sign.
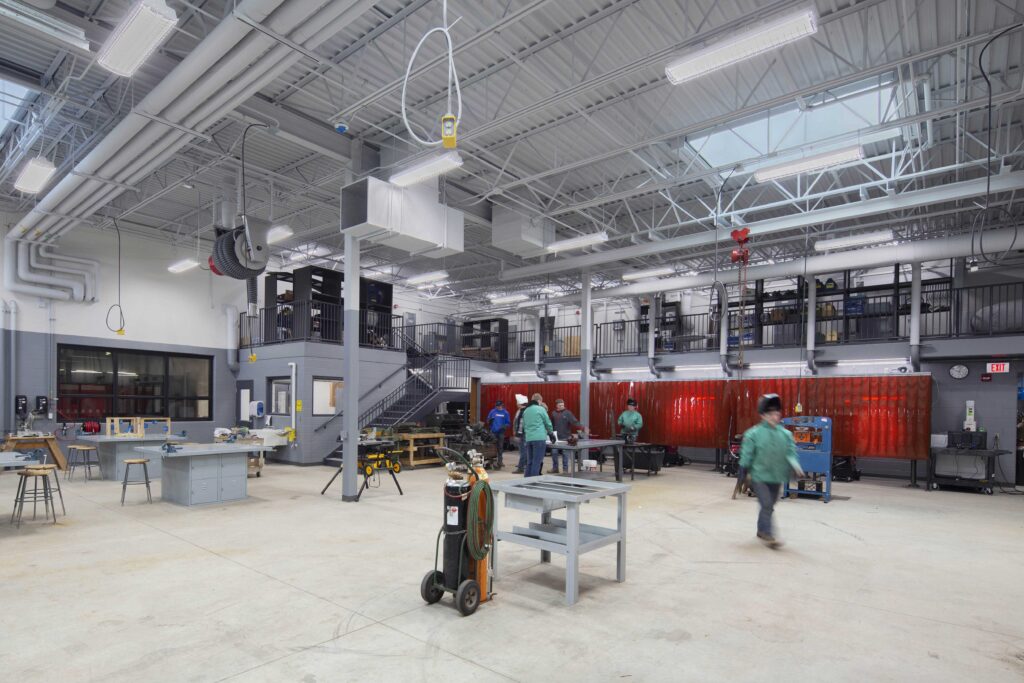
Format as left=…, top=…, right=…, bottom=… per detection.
left=986, top=362, right=1010, bottom=374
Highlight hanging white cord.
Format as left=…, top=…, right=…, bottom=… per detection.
left=400, top=0, right=462, bottom=147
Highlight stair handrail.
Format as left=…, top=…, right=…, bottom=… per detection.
left=314, top=364, right=409, bottom=433
left=357, top=355, right=442, bottom=428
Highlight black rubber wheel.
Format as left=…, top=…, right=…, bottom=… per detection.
left=420, top=571, right=444, bottom=604
left=256, top=471, right=261, bottom=478
left=455, top=579, right=480, bottom=616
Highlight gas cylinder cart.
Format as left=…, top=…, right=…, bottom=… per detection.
left=420, top=447, right=495, bottom=616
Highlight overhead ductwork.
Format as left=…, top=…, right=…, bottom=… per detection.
left=8, top=0, right=375, bottom=245
left=524, top=225, right=1024, bottom=307
left=500, top=171, right=1024, bottom=282
left=491, top=204, right=554, bottom=257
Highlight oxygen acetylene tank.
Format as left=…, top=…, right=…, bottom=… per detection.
left=443, top=478, right=471, bottom=591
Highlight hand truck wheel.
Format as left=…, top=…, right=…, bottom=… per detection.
left=455, top=579, right=480, bottom=616
left=420, top=570, right=444, bottom=604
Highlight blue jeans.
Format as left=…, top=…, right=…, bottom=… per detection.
left=751, top=481, right=781, bottom=537
left=525, top=441, right=547, bottom=477
left=516, top=438, right=528, bottom=471
left=551, top=448, right=569, bottom=471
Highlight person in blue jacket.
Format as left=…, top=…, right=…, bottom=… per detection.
left=485, top=400, right=511, bottom=469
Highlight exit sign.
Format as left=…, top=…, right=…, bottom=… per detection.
left=986, top=362, right=1010, bottom=374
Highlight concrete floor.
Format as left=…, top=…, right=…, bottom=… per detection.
left=1, top=462, right=1023, bottom=683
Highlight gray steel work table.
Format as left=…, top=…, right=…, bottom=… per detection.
left=78, top=434, right=184, bottom=481
left=546, top=439, right=626, bottom=481
left=490, top=476, right=631, bottom=606
left=135, top=444, right=274, bottom=507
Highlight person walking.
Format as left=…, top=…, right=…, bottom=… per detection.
left=485, top=400, right=511, bottom=469
left=739, top=394, right=804, bottom=548
left=522, top=393, right=556, bottom=477
left=511, top=394, right=529, bottom=474
left=617, top=398, right=643, bottom=442
left=549, top=399, right=581, bottom=474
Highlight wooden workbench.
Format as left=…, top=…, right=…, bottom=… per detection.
left=1, top=435, right=67, bottom=470
left=391, top=432, right=445, bottom=468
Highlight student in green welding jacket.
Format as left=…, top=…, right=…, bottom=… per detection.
left=617, top=398, right=643, bottom=442
left=739, top=394, right=805, bottom=548
left=522, top=393, right=556, bottom=477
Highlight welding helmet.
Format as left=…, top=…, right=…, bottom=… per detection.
left=757, top=394, right=783, bottom=415
left=626, top=398, right=637, bottom=407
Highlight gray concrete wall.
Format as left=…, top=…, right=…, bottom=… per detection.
left=237, top=342, right=407, bottom=464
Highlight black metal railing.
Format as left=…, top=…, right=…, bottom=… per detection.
left=596, top=314, right=713, bottom=356
left=397, top=322, right=462, bottom=356
left=540, top=325, right=581, bottom=360
left=239, top=302, right=403, bottom=350
left=358, top=355, right=471, bottom=429
left=506, top=329, right=536, bottom=361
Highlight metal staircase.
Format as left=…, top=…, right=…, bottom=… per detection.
left=322, top=355, right=470, bottom=465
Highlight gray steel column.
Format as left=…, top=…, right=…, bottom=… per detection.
left=806, top=276, right=817, bottom=375
left=341, top=232, right=361, bottom=501
left=910, top=262, right=922, bottom=370
left=580, top=269, right=592, bottom=431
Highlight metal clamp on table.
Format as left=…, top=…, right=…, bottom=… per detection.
left=490, top=476, right=630, bottom=606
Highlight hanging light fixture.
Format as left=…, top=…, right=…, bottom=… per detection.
left=14, top=156, right=56, bottom=194
left=98, top=0, right=179, bottom=77
left=167, top=258, right=199, bottom=273
left=389, top=151, right=463, bottom=187
left=546, top=230, right=609, bottom=254
left=754, top=146, right=864, bottom=183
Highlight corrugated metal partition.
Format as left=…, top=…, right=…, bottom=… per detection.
left=480, top=375, right=931, bottom=459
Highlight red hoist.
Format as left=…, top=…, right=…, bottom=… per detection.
left=730, top=228, right=751, bottom=366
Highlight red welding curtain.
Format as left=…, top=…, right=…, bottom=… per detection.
left=480, top=375, right=931, bottom=459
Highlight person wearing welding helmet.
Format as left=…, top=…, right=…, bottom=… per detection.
left=617, top=398, right=643, bottom=443
left=739, top=394, right=805, bottom=548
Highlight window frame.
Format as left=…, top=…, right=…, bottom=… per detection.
left=57, top=344, right=214, bottom=422
left=312, top=376, right=344, bottom=416
left=267, top=377, right=292, bottom=416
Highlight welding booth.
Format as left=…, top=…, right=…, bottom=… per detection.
left=481, top=375, right=932, bottom=463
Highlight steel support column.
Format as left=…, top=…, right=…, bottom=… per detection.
left=341, top=231, right=360, bottom=501
left=580, top=268, right=592, bottom=431
left=910, top=262, right=922, bottom=370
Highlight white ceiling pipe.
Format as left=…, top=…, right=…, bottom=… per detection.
left=2, top=242, right=71, bottom=300
left=13, top=242, right=81, bottom=300
left=33, top=0, right=374, bottom=243
left=28, top=244, right=95, bottom=301
left=499, top=171, right=1024, bottom=282
left=9, top=0, right=294, bottom=241
left=520, top=225, right=1023, bottom=308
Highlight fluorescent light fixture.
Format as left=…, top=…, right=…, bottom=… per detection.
left=508, top=371, right=539, bottom=377
left=754, top=145, right=863, bottom=183
left=546, top=230, right=609, bottom=254
left=98, top=0, right=179, bottom=77
left=609, top=368, right=644, bottom=374
left=665, top=6, right=818, bottom=84
left=167, top=258, right=199, bottom=274
left=406, top=270, right=449, bottom=286
left=671, top=365, right=724, bottom=371
left=622, top=266, right=675, bottom=281
left=0, top=1, right=90, bottom=51
left=489, top=294, right=529, bottom=305
left=389, top=150, right=463, bottom=187
left=70, top=369, right=102, bottom=375
left=836, top=358, right=907, bottom=367
left=814, top=229, right=895, bottom=252
left=289, top=244, right=330, bottom=261
left=539, top=286, right=558, bottom=295
left=14, top=156, right=56, bottom=194
left=749, top=362, right=807, bottom=369
left=416, top=281, right=449, bottom=290
left=266, top=225, right=293, bottom=244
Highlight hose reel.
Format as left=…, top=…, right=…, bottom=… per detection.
left=209, top=215, right=271, bottom=313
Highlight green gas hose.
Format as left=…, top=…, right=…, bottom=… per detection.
left=466, top=478, right=494, bottom=561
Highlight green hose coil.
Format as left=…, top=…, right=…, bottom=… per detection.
left=466, top=478, right=494, bottom=561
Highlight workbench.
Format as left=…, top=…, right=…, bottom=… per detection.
left=927, top=448, right=1010, bottom=495
left=391, top=432, right=445, bottom=468
left=0, top=451, right=44, bottom=470
left=546, top=439, right=625, bottom=481
left=490, top=476, right=631, bottom=606
left=134, top=444, right=274, bottom=507
left=1, top=435, right=67, bottom=470
left=78, top=434, right=183, bottom=481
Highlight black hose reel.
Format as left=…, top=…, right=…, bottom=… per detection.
left=209, top=216, right=271, bottom=312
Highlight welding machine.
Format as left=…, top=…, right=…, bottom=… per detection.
left=421, top=447, right=494, bottom=616
left=782, top=416, right=833, bottom=503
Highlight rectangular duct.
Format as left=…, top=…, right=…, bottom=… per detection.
left=491, top=204, right=553, bottom=256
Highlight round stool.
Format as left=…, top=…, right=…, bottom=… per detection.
left=121, top=459, right=153, bottom=505
left=67, top=445, right=101, bottom=481
left=11, top=469, right=57, bottom=527
left=31, top=464, right=66, bottom=516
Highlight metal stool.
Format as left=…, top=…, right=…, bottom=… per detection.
left=31, top=464, right=66, bottom=516
left=66, top=445, right=101, bottom=481
left=11, top=469, right=57, bottom=527
left=121, top=459, right=153, bottom=505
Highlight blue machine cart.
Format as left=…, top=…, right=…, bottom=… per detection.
left=782, top=416, right=832, bottom=503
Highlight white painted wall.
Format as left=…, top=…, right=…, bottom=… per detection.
left=0, top=223, right=247, bottom=348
